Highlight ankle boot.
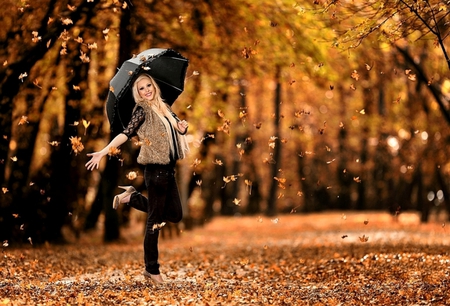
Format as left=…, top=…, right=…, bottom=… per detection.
left=113, top=186, right=136, bottom=209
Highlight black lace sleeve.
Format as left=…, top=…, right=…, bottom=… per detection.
left=123, top=107, right=145, bottom=138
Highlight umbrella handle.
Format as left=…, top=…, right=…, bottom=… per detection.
left=170, top=110, right=181, bottom=122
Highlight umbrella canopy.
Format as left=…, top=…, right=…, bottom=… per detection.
left=106, top=48, right=189, bottom=133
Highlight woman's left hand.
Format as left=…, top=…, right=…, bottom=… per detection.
left=177, top=120, right=189, bottom=134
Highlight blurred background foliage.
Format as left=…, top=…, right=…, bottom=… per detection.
left=0, top=0, right=449, bottom=244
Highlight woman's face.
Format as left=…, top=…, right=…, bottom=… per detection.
left=137, top=78, right=155, bottom=100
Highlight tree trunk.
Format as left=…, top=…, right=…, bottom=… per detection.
left=83, top=6, right=133, bottom=241
left=266, top=67, right=282, bottom=216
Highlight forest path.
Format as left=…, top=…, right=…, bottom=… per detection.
left=2, top=212, right=449, bottom=305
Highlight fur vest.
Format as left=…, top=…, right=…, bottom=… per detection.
left=136, top=104, right=184, bottom=165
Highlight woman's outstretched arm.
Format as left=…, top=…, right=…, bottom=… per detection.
left=85, top=133, right=128, bottom=171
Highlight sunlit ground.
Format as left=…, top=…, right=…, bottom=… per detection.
left=2, top=211, right=449, bottom=305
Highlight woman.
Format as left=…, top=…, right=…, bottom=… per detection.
left=85, top=73, right=189, bottom=284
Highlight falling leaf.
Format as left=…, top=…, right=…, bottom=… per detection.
left=69, top=136, right=84, bottom=155
left=191, top=158, right=201, bottom=167
left=359, top=235, right=369, bottom=242
left=241, top=47, right=256, bottom=59
left=82, top=119, right=90, bottom=135
left=407, top=74, right=416, bottom=81
left=350, top=83, right=356, bottom=90
left=196, top=180, right=202, bottom=187
left=2, top=187, right=8, bottom=194
left=31, top=31, right=41, bottom=43
left=10, top=156, right=18, bottom=162
left=28, top=237, right=33, bottom=245
left=33, top=79, right=42, bottom=89
left=212, top=159, right=223, bottom=166
left=18, top=116, right=29, bottom=125
left=364, top=219, right=369, bottom=225
left=2, top=240, right=8, bottom=247
left=253, top=122, right=262, bottom=129
left=294, top=110, right=311, bottom=117
left=353, top=177, right=361, bottom=183
left=268, top=136, right=278, bottom=149
left=290, top=206, right=301, bottom=213
left=18, top=72, right=28, bottom=82
left=108, top=147, right=121, bottom=157
left=48, top=141, right=60, bottom=146
left=271, top=218, right=279, bottom=224
left=274, top=177, right=286, bottom=189
left=233, top=198, right=241, bottom=206
left=73, top=85, right=81, bottom=91
left=222, top=173, right=243, bottom=188
left=126, top=171, right=138, bottom=180
left=239, top=111, right=247, bottom=121
left=342, top=235, right=348, bottom=239
left=61, top=18, right=73, bottom=25
left=79, top=51, right=90, bottom=63
left=217, top=119, right=231, bottom=135
left=351, top=70, right=359, bottom=81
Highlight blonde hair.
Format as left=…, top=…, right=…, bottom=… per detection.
left=132, top=74, right=179, bottom=130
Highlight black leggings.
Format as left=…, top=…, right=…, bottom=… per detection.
left=128, top=163, right=183, bottom=274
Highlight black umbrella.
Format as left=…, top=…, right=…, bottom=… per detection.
left=106, top=48, right=189, bottom=133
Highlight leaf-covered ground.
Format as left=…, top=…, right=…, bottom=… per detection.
left=1, top=211, right=450, bottom=305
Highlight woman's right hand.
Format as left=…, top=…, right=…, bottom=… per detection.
left=85, top=133, right=128, bottom=171
left=85, top=151, right=105, bottom=171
